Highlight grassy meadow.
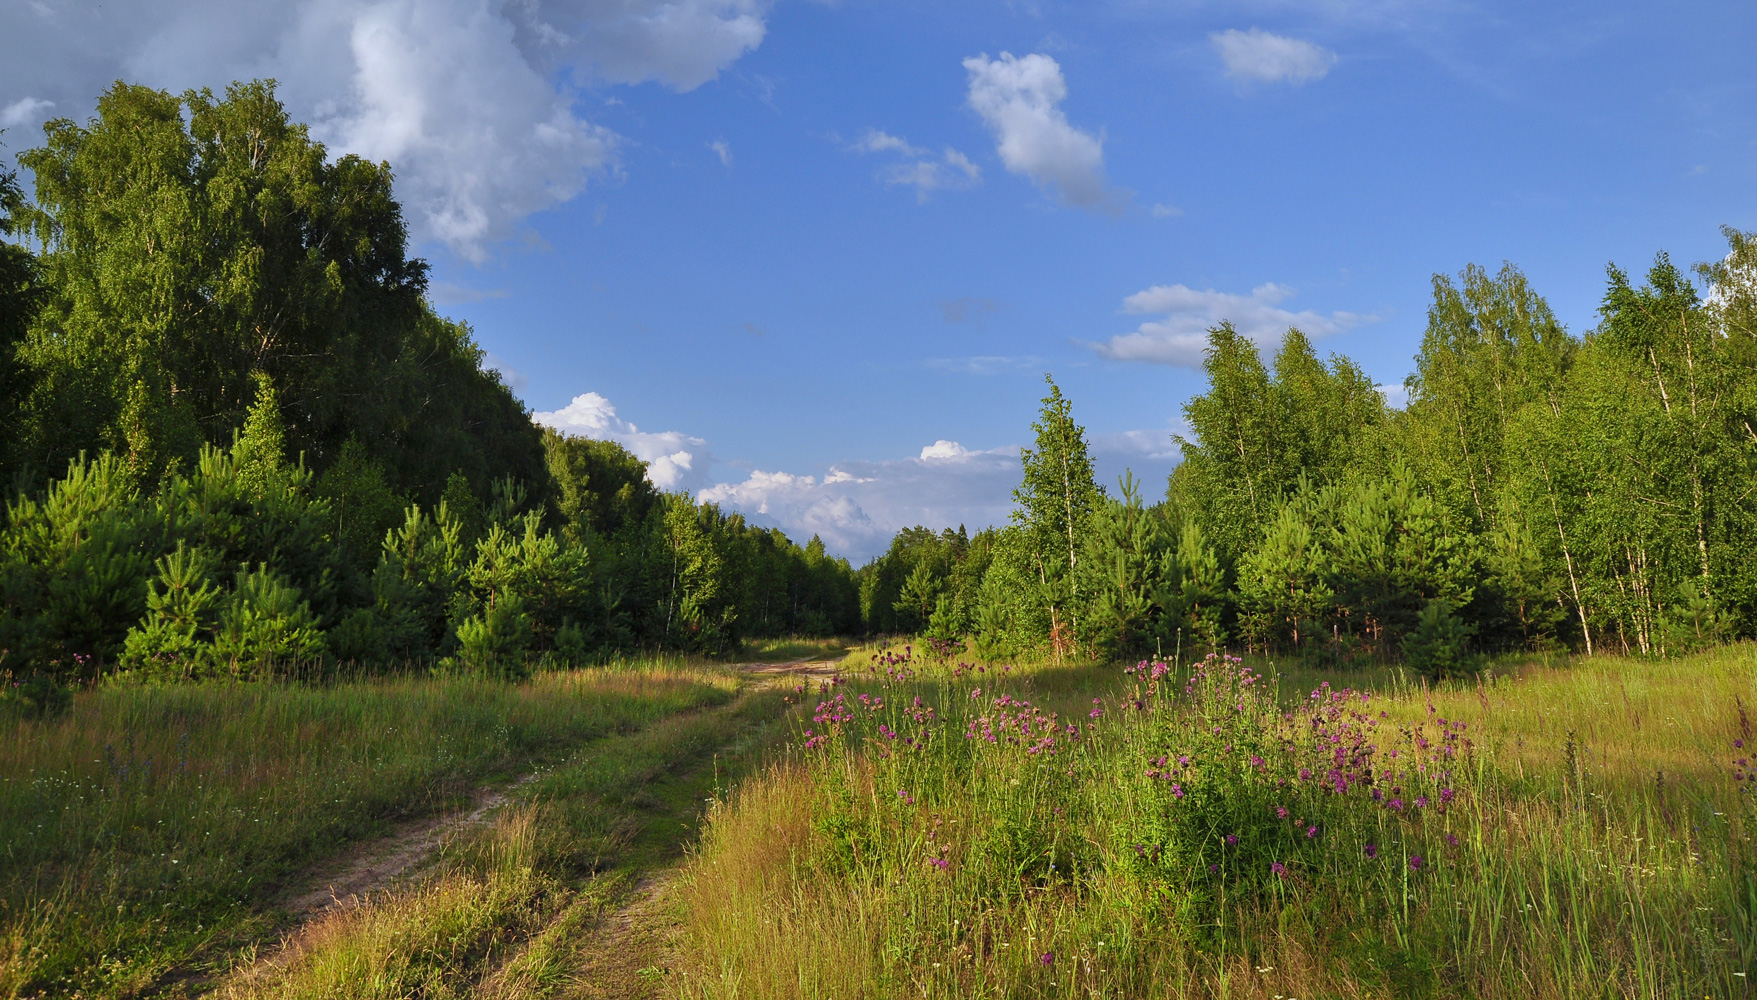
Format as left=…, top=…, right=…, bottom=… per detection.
left=1, top=642, right=1752, bottom=999
left=677, top=644, right=1757, bottom=999
left=0, top=660, right=748, bottom=998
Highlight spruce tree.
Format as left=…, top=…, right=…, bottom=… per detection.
left=1013, top=375, right=1103, bottom=657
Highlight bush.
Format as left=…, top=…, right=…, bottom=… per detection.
left=1402, top=598, right=1476, bottom=679
left=1, top=671, right=73, bottom=718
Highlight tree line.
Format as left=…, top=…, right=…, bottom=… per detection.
left=865, top=233, right=1757, bottom=672
left=0, top=80, right=859, bottom=684
left=5, top=78, right=1754, bottom=683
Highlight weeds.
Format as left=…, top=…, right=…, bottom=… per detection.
left=678, top=646, right=1757, bottom=999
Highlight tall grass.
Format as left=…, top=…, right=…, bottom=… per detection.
left=678, top=646, right=1756, bottom=998
left=0, top=660, right=737, bottom=998
left=223, top=684, right=796, bottom=999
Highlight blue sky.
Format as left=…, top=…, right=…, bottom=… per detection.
left=4, top=0, right=1755, bottom=559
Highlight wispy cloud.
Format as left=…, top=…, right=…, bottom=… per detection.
left=0, top=96, right=52, bottom=128
left=853, top=129, right=926, bottom=157
left=709, top=138, right=733, bottom=166
left=1211, top=29, right=1338, bottom=86
left=853, top=128, right=981, bottom=201
left=939, top=297, right=999, bottom=323
left=925, top=355, right=1041, bottom=376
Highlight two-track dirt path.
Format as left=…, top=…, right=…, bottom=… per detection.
left=203, top=656, right=840, bottom=999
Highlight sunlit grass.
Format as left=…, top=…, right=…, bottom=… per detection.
left=736, top=636, right=852, bottom=664
left=219, top=682, right=796, bottom=999
left=0, top=660, right=738, bottom=999
left=677, top=645, right=1757, bottom=999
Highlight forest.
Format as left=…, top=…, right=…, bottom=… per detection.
left=4, top=79, right=1757, bottom=696
left=869, top=237, right=1757, bottom=673
left=0, top=81, right=862, bottom=695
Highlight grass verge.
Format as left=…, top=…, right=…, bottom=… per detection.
left=0, top=661, right=736, bottom=998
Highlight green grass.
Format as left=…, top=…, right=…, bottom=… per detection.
left=0, top=660, right=739, bottom=999
left=735, top=637, right=851, bottom=664
left=222, top=684, right=796, bottom=1000
left=676, top=645, right=1757, bottom=999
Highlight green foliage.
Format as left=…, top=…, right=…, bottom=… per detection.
left=11, top=79, right=542, bottom=501
left=0, top=153, right=41, bottom=484
left=119, top=543, right=222, bottom=675
left=210, top=563, right=328, bottom=672
left=544, top=428, right=658, bottom=542
left=1081, top=474, right=1174, bottom=658
left=1401, top=597, right=1476, bottom=678
left=1171, top=325, right=1386, bottom=565
left=1399, top=263, right=1573, bottom=529
left=313, top=439, right=406, bottom=572
left=1013, top=376, right=1104, bottom=655
left=1236, top=495, right=1334, bottom=651
left=0, top=82, right=860, bottom=680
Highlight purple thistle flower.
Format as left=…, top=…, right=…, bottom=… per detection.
left=1445, top=833, right=1459, bottom=848
left=1276, top=806, right=1288, bottom=819
left=1408, top=855, right=1424, bottom=871
left=1040, top=951, right=1055, bottom=966
left=1271, top=861, right=1287, bottom=878
left=1225, top=834, right=1239, bottom=845
left=1415, top=795, right=1429, bottom=809
left=1364, top=843, right=1379, bottom=859
left=1305, top=825, right=1319, bottom=839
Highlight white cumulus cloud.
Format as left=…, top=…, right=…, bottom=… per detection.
left=1211, top=29, right=1338, bottom=86
left=0, top=0, right=773, bottom=259
left=529, top=391, right=1185, bottom=560
left=702, top=440, right=1020, bottom=560
left=1092, top=282, right=1369, bottom=367
left=963, top=51, right=1112, bottom=209
left=533, top=392, right=712, bottom=492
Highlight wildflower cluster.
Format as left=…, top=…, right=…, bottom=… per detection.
left=962, top=694, right=1080, bottom=757
left=1115, top=652, right=1472, bottom=903
left=868, top=645, right=917, bottom=682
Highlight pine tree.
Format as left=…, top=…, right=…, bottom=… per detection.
left=1013, top=375, right=1103, bottom=658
